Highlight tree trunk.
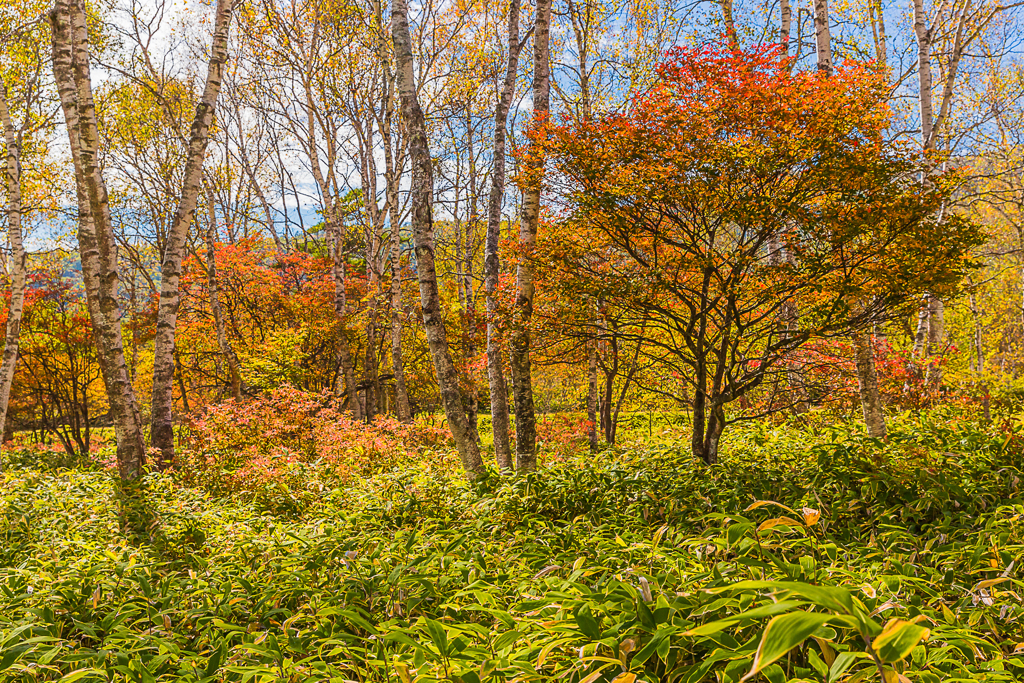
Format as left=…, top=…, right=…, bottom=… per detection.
left=358, top=119, right=383, bottom=422
left=392, top=0, right=484, bottom=478
left=459, top=105, right=480, bottom=444
left=204, top=183, right=242, bottom=401
left=812, top=0, right=833, bottom=75
left=586, top=339, right=598, bottom=451
left=331, top=224, right=361, bottom=418
left=968, top=285, right=989, bottom=421
left=484, top=0, right=522, bottom=471
left=691, top=390, right=723, bottom=465
left=925, top=294, right=944, bottom=392
left=780, top=0, right=792, bottom=54
left=868, top=0, right=886, bottom=66
left=913, top=0, right=934, bottom=149
left=384, top=117, right=412, bottom=422
left=720, top=0, right=738, bottom=47
left=0, top=89, right=28, bottom=454
left=49, top=0, right=147, bottom=480
left=150, top=0, right=234, bottom=466
left=509, top=0, right=551, bottom=473
left=853, top=332, right=886, bottom=439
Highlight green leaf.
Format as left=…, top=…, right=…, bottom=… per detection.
left=684, top=600, right=806, bottom=636
left=424, top=618, right=449, bottom=656
left=58, top=669, right=106, bottom=683
left=574, top=605, right=601, bottom=640
left=828, top=651, right=863, bottom=683
left=872, top=619, right=931, bottom=663
left=741, top=611, right=832, bottom=681
left=204, top=643, right=225, bottom=679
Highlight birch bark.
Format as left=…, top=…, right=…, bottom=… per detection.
left=150, top=0, right=235, bottom=465
left=392, top=0, right=484, bottom=478
left=509, top=0, right=552, bottom=473
left=49, top=0, right=147, bottom=479
left=484, top=0, right=525, bottom=471
left=0, top=89, right=27, bottom=454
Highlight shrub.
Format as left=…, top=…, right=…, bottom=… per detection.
left=174, top=386, right=452, bottom=512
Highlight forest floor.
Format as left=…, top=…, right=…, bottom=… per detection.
left=1, top=409, right=1023, bottom=682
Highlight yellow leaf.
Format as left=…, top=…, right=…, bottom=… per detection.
left=745, top=500, right=797, bottom=515
left=757, top=516, right=802, bottom=532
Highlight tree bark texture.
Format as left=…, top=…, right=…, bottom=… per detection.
left=49, top=0, right=147, bottom=480
left=150, top=0, right=234, bottom=466
left=392, top=0, right=484, bottom=478
left=812, top=0, right=833, bottom=75
left=0, top=89, right=28, bottom=454
left=484, top=0, right=524, bottom=471
left=853, top=332, right=887, bottom=439
left=509, top=0, right=551, bottom=473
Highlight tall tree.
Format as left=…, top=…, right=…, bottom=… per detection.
left=392, top=0, right=485, bottom=478
left=509, top=0, right=552, bottom=473
left=0, top=88, right=28, bottom=452
left=49, top=0, right=147, bottom=480
left=484, top=0, right=526, bottom=471
left=150, top=0, right=235, bottom=465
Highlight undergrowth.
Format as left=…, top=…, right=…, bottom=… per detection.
left=1, top=408, right=1023, bottom=682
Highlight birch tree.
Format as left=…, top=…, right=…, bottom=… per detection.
left=509, top=0, right=552, bottom=472
left=392, top=0, right=485, bottom=478
left=150, top=0, right=235, bottom=465
left=49, top=0, right=147, bottom=480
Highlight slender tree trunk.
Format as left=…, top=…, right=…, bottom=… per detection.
left=610, top=338, right=643, bottom=443
left=853, top=332, right=886, bottom=439
left=586, top=339, right=598, bottom=451
left=780, top=0, right=792, bottom=53
left=331, top=222, right=361, bottom=418
left=358, top=120, right=383, bottom=422
left=204, top=183, right=242, bottom=400
left=812, top=0, right=833, bottom=74
left=720, top=0, right=738, bottom=47
left=300, top=79, right=360, bottom=419
left=814, top=0, right=884, bottom=436
left=150, top=0, right=234, bottom=466
left=913, top=296, right=929, bottom=355
left=484, top=0, right=524, bottom=471
left=925, top=293, right=944, bottom=392
left=50, top=0, right=147, bottom=480
left=0, top=89, right=27, bottom=453
left=968, top=284, right=989, bottom=421
left=868, top=0, right=887, bottom=66
left=392, top=0, right=484, bottom=478
left=384, top=122, right=412, bottom=422
left=460, top=105, right=480, bottom=443
left=509, top=0, right=551, bottom=473
left=370, top=0, right=411, bottom=422
left=913, top=0, right=935, bottom=149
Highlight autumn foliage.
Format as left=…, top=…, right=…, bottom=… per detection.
left=538, top=45, right=980, bottom=462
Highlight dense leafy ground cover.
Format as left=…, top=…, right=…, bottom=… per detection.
left=2, top=409, right=1023, bottom=682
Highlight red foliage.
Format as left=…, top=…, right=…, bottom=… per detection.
left=175, top=386, right=451, bottom=511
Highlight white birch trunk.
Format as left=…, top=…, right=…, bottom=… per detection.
left=49, top=0, right=147, bottom=480
left=509, top=0, right=552, bottom=473
left=392, top=0, right=484, bottom=478
left=150, top=0, right=234, bottom=465
left=0, top=89, right=28, bottom=455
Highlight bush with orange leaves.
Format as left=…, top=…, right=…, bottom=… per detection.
left=175, top=386, right=452, bottom=513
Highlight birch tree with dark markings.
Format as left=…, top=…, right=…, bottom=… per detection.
left=49, top=0, right=147, bottom=480
left=392, top=0, right=484, bottom=478
left=149, top=0, right=235, bottom=466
